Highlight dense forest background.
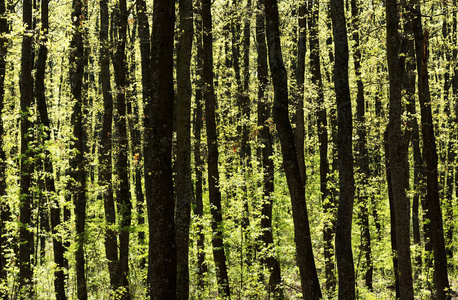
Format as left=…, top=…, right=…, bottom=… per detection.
left=0, top=0, right=456, bottom=299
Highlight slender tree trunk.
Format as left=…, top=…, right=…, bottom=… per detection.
left=0, top=0, right=9, bottom=297
left=295, top=0, right=306, bottom=186
left=112, top=0, right=131, bottom=297
left=264, top=0, right=321, bottom=298
left=308, top=0, right=334, bottom=293
left=256, top=0, right=283, bottom=296
left=401, top=0, right=424, bottom=276
left=350, top=0, right=372, bottom=290
left=135, top=0, right=150, bottom=258
left=386, top=0, right=414, bottom=298
left=411, top=4, right=450, bottom=298
left=69, top=0, right=88, bottom=298
left=99, top=0, right=118, bottom=291
left=19, top=0, right=34, bottom=297
left=145, top=0, right=176, bottom=297
left=330, top=0, right=356, bottom=298
left=35, top=0, right=66, bottom=298
left=193, top=0, right=207, bottom=291
left=176, top=0, right=193, bottom=297
left=384, top=130, right=399, bottom=298
left=202, top=0, right=231, bottom=296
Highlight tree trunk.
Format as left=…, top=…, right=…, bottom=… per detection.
left=69, top=0, right=88, bottom=298
left=256, top=0, right=283, bottom=296
left=176, top=0, right=193, bottom=296
left=202, top=0, right=231, bottom=296
left=308, top=0, right=334, bottom=293
left=386, top=0, right=414, bottom=298
left=35, top=0, right=66, bottom=298
left=0, top=0, right=9, bottom=297
left=193, top=0, right=207, bottom=291
left=411, top=4, right=451, bottom=298
left=384, top=130, right=399, bottom=298
left=294, top=0, right=306, bottom=186
left=135, top=0, right=150, bottom=260
left=264, top=0, right=321, bottom=298
left=99, top=0, right=118, bottom=291
left=400, top=0, right=425, bottom=276
left=112, top=0, right=131, bottom=297
left=145, top=0, right=176, bottom=297
left=350, top=0, right=372, bottom=290
left=330, top=0, right=356, bottom=298
left=19, top=0, right=34, bottom=297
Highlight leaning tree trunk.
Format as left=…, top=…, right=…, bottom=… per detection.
left=386, top=0, right=414, bottom=298
left=175, top=0, right=193, bottom=296
left=411, top=4, right=451, bottom=298
left=19, top=0, right=34, bottom=297
left=264, top=0, right=321, bottom=298
left=69, top=0, right=88, bottom=298
left=330, top=0, right=356, bottom=298
left=202, top=0, right=231, bottom=296
left=256, top=0, right=283, bottom=296
left=145, top=0, right=176, bottom=298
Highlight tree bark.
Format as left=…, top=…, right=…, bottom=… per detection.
left=19, top=0, right=34, bottom=297
left=294, top=0, right=306, bottom=186
left=145, top=0, right=176, bottom=297
left=99, top=0, right=118, bottom=291
left=69, top=0, right=88, bottom=299
left=202, top=0, right=231, bottom=296
left=112, top=0, right=131, bottom=297
left=0, top=0, right=9, bottom=297
left=330, top=0, right=356, bottom=298
left=264, top=0, right=321, bottom=298
left=386, top=0, right=414, bottom=298
left=35, top=0, right=66, bottom=298
left=256, top=0, right=283, bottom=296
left=193, top=0, right=207, bottom=291
left=411, top=4, right=451, bottom=298
left=175, top=0, right=193, bottom=296
left=350, top=0, right=372, bottom=290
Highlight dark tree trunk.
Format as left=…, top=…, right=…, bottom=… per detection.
left=441, top=5, right=455, bottom=267
left=202, top=0, right=231, bottom=296
left=99, top=0, right=118, bottom=291
left=145, top=0, right=176, bottom=297
left=69, top=0, right=88, bottom=298
left=400, top=0, right=425, bottom=275
left=193, top=0, right=207, bottom=291
left=330, top=0, right=356, bottom=298
left=0, top=0, right=9, bottom=297
left=19, top=0, right=34, bottom=297
left=256, top=0, right=283, bottom=296
left=350, top=0, right=372, bottom=290
left=386, top=0, right=414, bottom=298
left=264, top=0, right=321, bottom=298
left=308, top=0, right=334, bottom=293
left=35, top=0, right=66, bottom=298
left=175, top=0, right=193, bottom=297
left=112, top=0, right=131, bottom=297
left=384, top=130, right=399, bottom=298
left=240, top=0, right=252, bottom=272
left=135, top=0, right=150, bottom=256
left=294, top=0, right=306, bottom=186
left=411, top=4, right=450, bottom=298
